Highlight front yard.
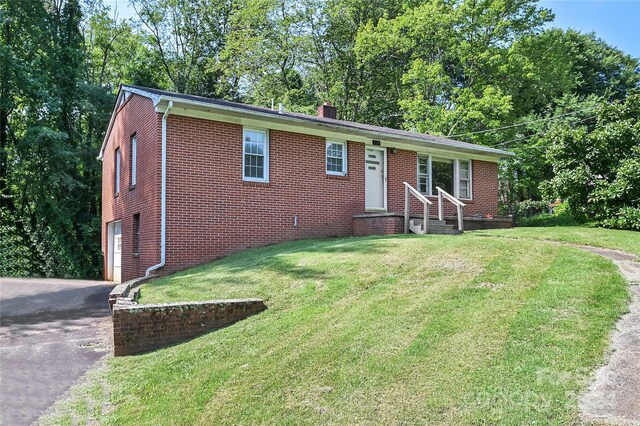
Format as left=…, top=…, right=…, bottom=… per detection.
left=41, top=228, right=635, bottom=425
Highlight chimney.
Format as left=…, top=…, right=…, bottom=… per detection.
left=317, top=102, right=337, bottom=119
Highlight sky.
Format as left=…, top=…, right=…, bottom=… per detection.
left=539, top=0, right=640, bottom=58
left=104, top=0, right=640, bottom=58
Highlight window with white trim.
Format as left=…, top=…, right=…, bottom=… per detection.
left=417, top=155, right=472, bottom=199
left=417, top=155, right=429, bottom=194
left=130, top=134, right=137, bottom=187
left=458, top=159, right=471, bottom=199
left=243, top=128, right=268, bottom=182
left=326, top=140, right=347, bottom=175
left=114, top=147, right=121, bottom=195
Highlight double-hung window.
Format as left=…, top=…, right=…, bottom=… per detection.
left=458, top=160, right=471, bottom=199
left=243, top=128, right=269, bottom=182
left=130, top=134, right=137, bottom=187
left=114, top=148, right=121, bottom=196
left=417, top=155, right=430, bottom=194
left=326, top=140, right=347, bottom=175
left=417, top=156, right=472, bottom=199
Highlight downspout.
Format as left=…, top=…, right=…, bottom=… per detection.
left=146, top=100, right=173, bottom=277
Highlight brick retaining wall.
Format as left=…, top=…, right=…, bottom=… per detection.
left=112, top=298, right=267, bottom=356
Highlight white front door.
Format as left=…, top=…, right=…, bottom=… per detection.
left=365, top=148, right=386, bottom=210
left=112, top=221, right=122, bottom=283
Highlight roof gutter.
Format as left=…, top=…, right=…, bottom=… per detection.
left=145, top=100, right=173, bottom=277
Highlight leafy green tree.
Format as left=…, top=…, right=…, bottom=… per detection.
left=1, top=0, right=113, bottom=277
left=541, top=93, right=640, bottom=229
left=219, top=0, right=316, bottom=109
left=498, top=94, right=602, bottom=212
left=132, top=0, right=236, bottom=96
left=355, top=0, right=552, bottom=140
left=306, top=0, right=402, bottom=123
left=504, top=29, right=639, bottom=118
left=82, top=1, right=165, bottom=88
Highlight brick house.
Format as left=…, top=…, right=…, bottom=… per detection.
left=99, top=85, right=513, bottom=282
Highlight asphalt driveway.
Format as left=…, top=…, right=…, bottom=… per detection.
left=0, top=277, right=114, bottom=426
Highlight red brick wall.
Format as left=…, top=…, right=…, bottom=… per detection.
left=112, top=299, right=267, bottom=356
left=163, top=117, right=366, bottom=274
left=464, top=160, right=500, bottom=217
left=102, top=95, right=162, bottom=281
left=353, top=215, right=404, bottom=236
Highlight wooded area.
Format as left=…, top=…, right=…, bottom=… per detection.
left=1, top=0, right=638, bottom=278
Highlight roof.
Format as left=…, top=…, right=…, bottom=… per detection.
left=99, top=85, right=514, bottom=160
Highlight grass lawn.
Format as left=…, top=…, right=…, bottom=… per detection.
left=474, top=226, right=640, bottom=257
left=41, top=230, right=632, bottom=425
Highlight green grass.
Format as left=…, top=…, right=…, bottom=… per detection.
left=516, top=213, right=581, bottom=227
left=38, top=360, right=111, bottom=425
left=41, top=231, right=631, bottom=425
left=474, top=226, right=640, bottom=257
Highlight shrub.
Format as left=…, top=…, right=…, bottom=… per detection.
left=542, top=94, right=640, bottom=231
left=599, top=207, right=640, bottom=231
left=513, top=199, right=550, bottom=218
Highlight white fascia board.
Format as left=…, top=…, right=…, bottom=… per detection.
left=98, top=87, right=163, bottom=160
left=155, top=98, right=512, bottom=162
left=97, top=89, right=126, bottom=160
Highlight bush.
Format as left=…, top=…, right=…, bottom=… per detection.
left=599, top=207, right=640, bottom=231
left=0, top=209, right=36, bottom=277
left=517, top=213, right=580, bottom=227
left=543, top=94, right=640, bottom=231
left=513, top=199, right=550, bottom=218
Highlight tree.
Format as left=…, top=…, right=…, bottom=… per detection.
left=354, top=0, right=552, bottom=140
left=0, top=0, right=113, bottom=277
left=541, top=93, right=640, bottom=229
left=306, top=0, right=403, bottom=123
left=82, top=1, right=164, bottom=89
left=132, top=0, right=236, bottom=97
left=219, top=0, right=316, bottom=109
left=503, top=29, right=640, bottom=118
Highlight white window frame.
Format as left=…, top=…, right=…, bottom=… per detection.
left=417, top=154, right=430, bottom=195
left=326, top=140, right=347, bottom=176
left=457, top=159, right=472, bottom=200
left=416, top=155, right=472, bottom=200
left=242, top=127, right=269, bottom=183
left=114, top=147, right=121, bottom=195
left=130, top=134, right=137, bottom=187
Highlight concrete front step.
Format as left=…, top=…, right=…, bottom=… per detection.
left=410, top=219, right=447, bottom=226
left=409, top=218, right=462, bottom=235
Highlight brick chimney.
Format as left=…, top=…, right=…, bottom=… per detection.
left=317, top=102, right=337, bottom=119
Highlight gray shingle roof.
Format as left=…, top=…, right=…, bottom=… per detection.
left=123, top=85, right=513, bottom=157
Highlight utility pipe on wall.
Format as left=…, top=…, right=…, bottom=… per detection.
left=146, top=100, right=173, bottom=277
